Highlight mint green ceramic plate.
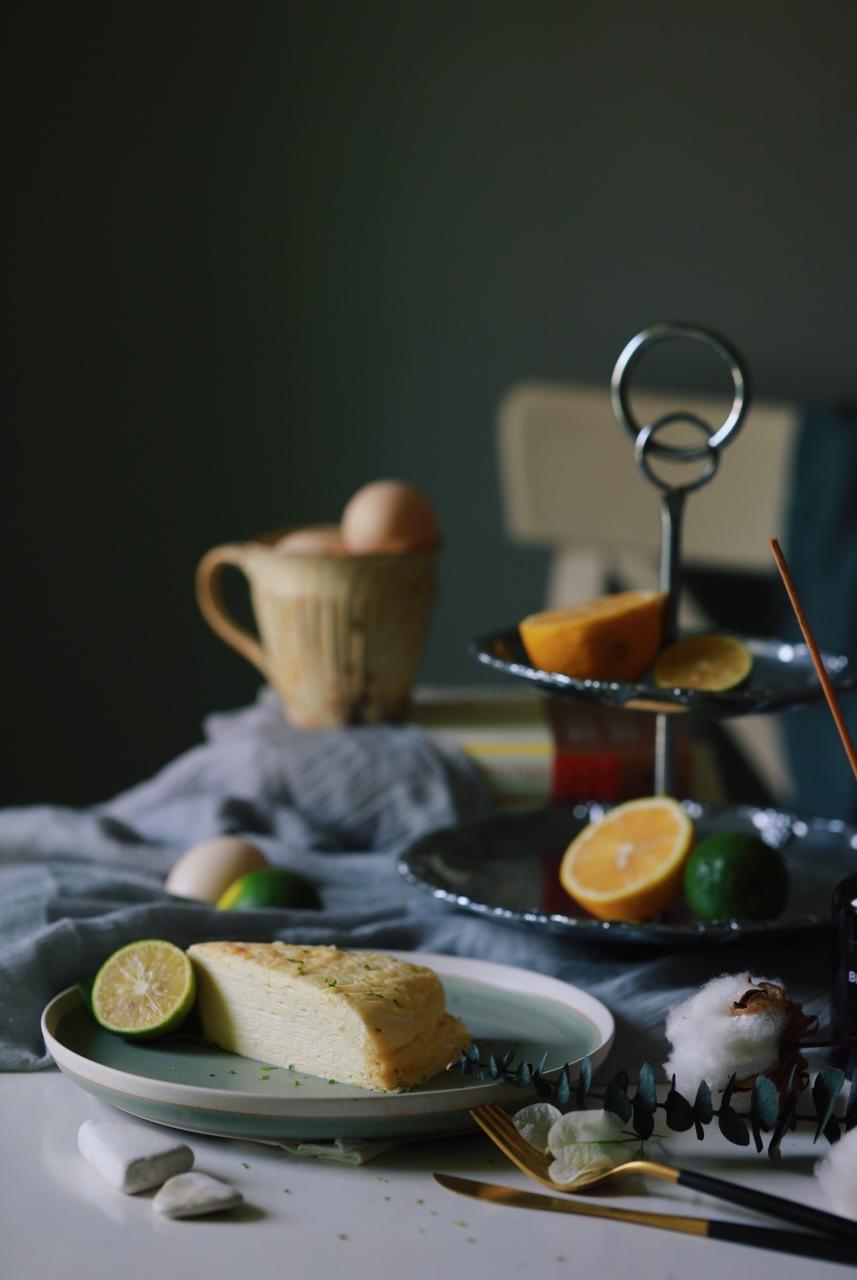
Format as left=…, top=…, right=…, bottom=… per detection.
left=42, top=952, right=613, bottom=1142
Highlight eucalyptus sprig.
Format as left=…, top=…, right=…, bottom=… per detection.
left=449, top=1045, right=857, bottom=1160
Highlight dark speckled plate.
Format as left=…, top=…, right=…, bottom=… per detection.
left=398, top=803, right=857, bottom=946
left=471, top=629, right=857, bottom=717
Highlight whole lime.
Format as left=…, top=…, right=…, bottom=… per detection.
left=216, top=867, right=321, bottom=911
left=683, top=833, right=789, bottom=922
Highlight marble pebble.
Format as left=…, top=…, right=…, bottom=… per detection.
left=153, top=1172, right=243, bottom=1218
left=78, top=1119, right=194, bottom=1194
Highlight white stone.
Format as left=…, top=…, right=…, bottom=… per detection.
left=153, top=1172, right=243, bottom=1218
left=78, top=1119, right=194, bottom=1194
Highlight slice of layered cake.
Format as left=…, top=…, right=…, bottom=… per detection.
left=187, top=942, right=469, bottom=1092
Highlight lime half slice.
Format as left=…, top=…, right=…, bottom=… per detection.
left=91, top=939, right=196, bottom=1039
left=653, top=634, right=753, bottom=692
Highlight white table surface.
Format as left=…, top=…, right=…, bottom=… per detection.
left=1, top=1070, right=850, bottom=1280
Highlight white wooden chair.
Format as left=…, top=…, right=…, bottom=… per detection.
left=496, top=381, right=799, bottom=803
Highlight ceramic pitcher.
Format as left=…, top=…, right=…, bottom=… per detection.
left=196, top=533, right=437, bottom=728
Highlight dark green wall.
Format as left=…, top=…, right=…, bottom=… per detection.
left=7, top=2, right=857, bottom=804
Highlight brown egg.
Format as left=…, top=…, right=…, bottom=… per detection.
left=274, top=525, right=345, bottom=556
left=340, top=480, right=440, bottom=555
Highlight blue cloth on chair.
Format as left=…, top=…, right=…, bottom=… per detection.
left=782, top=405, right=857, bottom=821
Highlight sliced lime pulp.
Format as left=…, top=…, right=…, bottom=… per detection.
left=91, top=939, right=196, bottom=1039
left=653, top=634, right=752, bottom=692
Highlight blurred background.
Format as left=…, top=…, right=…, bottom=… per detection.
left=6, top=1, right=857, bottom=806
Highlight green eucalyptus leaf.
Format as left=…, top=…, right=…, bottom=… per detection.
left=579, top=1057, right=592, bottom=1096
left=750, top=1115, right=763, bottom=1154
left=516, top=1061, right=532, bottom=1087
left=488, top=1055, right=499, bottom=1079
left=555, top=1066, right=571, bottom=1107
left=750, top=1074, right=779, bottom=1152
left=636, top=1063, right=656, bottom=1113
left=467, top=1043, right=481, bottom=1063
left=824, top=1114, right=841, bottom=1145
left=693, top=1080, right=713, bottom=1125
left=720, top=1073, right=737, bottom=1111
left=537, top=1050, right=549, bottom=1075
left=664, top=1084, right=695, bottom=1132
left=632, top=1098, right=655, bottom=1139
left=768, top=1095, right=795, bottom=1162
left=604, top=1072, right=632, bottom=1124
left=718, top=1105, right=750, bottom=1147
left=812, top=1067, right=845, bottom=1144
left=751, top=1076, right=780, bottom=1130
left=501, top=1049, right=515, bottom=1070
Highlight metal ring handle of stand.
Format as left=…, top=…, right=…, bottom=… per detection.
left=610, top=322, right=752, bottom=796
left=634, top=413, right=720, bottom=494
left=612, top=322, right=752, bottom=459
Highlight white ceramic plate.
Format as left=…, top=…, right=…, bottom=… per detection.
left=42, top=951, right=613, bottom=1142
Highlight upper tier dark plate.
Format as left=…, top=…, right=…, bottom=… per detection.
left=471, top=629, right=856, bottom=717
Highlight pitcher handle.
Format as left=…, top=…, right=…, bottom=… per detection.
left=195, top=544, right=267, bottom=676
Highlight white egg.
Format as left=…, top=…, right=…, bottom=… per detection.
left=165, top=837, right=269, bottom=903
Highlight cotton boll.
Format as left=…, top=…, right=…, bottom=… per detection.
left=663, top=974, right=787, bottom=1095
left=815, top=1126, right=857, bottom=1220
left=513, top=1103, right=562, bottom=1153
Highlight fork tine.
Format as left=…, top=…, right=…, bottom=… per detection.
left=470, top=1104, right=553, bottom=1184
left=480, top=1104, right=547, bottom=1155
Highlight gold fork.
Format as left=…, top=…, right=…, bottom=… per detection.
left=470, top=1103, right=857, bottom=1243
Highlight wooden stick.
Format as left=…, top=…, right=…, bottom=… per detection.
left=769, top=536, right=857, bottom=782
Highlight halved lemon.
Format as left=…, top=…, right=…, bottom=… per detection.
left=652, top=634, right=752, bottom=692
left=559, top=796, right=694, bottom=922
left=91, top=939, right=196, bottom=1039
left=519, top=591, right=666, bottom=683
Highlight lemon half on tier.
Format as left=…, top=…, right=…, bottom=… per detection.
left=91, top=939, right=196, bottom=1039
left=519, top=591, right=666, bottom=682
left=559, top=797, right=694, bottom=922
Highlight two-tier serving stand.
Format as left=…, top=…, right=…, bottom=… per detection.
left=476, top=321, right=856, bottom=801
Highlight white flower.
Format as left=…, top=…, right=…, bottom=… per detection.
left=815, top=1126, right=857, bottom=1220
left=513, top=1103, right=562, bottom=1154
left=546, top=1109, right=635, bottom=1186
left=663, top=974, right=787, bottom=1096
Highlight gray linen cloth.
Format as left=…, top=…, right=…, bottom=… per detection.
left=0, top=691, right=832, bottom=1074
